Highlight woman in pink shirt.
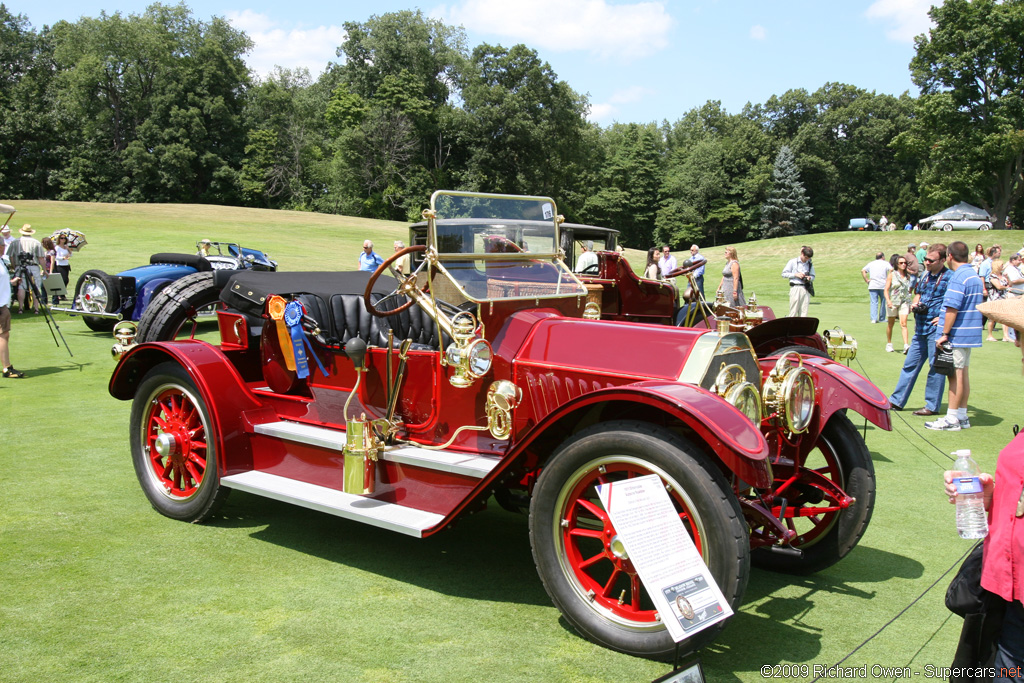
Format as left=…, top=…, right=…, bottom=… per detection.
left=945, top=297, right=1024, bottom=681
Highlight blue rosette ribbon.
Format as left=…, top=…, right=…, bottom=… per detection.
left=283, top=300, right=328, bottom=379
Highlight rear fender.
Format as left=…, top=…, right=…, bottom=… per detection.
left=109, top=341, right=264, bottom=475
left=131, top=277, right=176, bottom=320
left=760, top=354, right=891, bottom=433
left=508, top=381, right=772, bottom=488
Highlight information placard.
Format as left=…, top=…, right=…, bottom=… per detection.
left=597, top=474, right=732, bottom=642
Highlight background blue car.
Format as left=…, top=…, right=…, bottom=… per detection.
left=64, top=241, right=276, bottom=331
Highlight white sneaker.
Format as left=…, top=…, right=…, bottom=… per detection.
left=886, top=343, right=894, bottom=352
left=959, top=419, right=971, bottom=429
left=925, top=417, right=961, bottom=431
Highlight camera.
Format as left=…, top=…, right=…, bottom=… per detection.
left=912, top=302, right=929, bottom=315
left=16, top=252, right=33, bottom=266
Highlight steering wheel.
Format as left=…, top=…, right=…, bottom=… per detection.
left=664, top=259, right=705, bottom=279
left=364, top=245, right=427, bottom=317
left=579, top=263, right=600, bottom=275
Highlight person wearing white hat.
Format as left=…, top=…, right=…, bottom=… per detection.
left=1, top=225, right=13, bottom=252
left=4, top=225, right=45, bottom=314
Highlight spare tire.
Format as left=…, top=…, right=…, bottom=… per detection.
left=74, top=269, right=121, bottom=332
left=135, top=272, right=222, bottom=343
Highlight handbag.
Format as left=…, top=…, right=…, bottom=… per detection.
left=946, top=543, right=987, bottom=616
left=805, top=280, right=815, bottom=297
left=932, top=342, right=955, bottom=376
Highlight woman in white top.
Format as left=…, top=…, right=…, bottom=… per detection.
left=644, top=247, right=662, bottom=280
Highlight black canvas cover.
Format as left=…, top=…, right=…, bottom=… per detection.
left=218, top=270, right=397, bottom=317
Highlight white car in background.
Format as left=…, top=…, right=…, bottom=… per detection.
left=927, top=216, right=992, bottom=231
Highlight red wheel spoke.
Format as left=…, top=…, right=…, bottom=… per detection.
left=602, top=568, right=621, bottom=597
left=630, top=573, right=642, bottom=610
left=575, top=498, right=608, bottom=524
left=568, top=527, right=604, bottom=540
left=577, top=551, right=606, bottom=570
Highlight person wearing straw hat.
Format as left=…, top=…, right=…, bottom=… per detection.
left=944, top=296, right=1024, bottom=681
left=4, top=225, right=45, bottom=314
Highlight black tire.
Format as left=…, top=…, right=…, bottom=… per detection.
left=771, top=344, right=830, bottom=360
left=751, top=412, right=875, bottom=574
left=129, top=361, right=228, bottom=522
left=529, top=420, right=749, bottom=660
left=135, top=272, right=220, bottom=343
left=74, top=269, right=120, bottom=332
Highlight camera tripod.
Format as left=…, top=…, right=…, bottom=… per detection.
left=11, top=256, right=73, bottom=357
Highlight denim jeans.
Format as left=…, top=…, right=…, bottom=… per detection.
left=888, top=325, right=946, bottom=411
left=869, top=288, right=885, bottom=322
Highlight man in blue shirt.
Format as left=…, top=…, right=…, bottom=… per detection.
left=358, top=240, right=384, bottom=272
left=889, top=243, right=949, bottom=415
left=926, top=241, right=984, bottom=431
left=688, top=244, right=706, bottom=297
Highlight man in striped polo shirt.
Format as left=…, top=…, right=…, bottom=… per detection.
left=926, top=241, right=984, bottom=431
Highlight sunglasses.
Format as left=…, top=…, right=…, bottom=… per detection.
left=924, top=257, right=938, bottom=263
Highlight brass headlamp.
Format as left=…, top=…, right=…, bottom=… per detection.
left=444, top=311, right=493, bottom=388
left=762, top=352, right=816, bottom=433
left=711, top=363, right=762, bottom=425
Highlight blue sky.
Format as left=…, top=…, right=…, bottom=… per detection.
left=12, top=0, right=934, bottom=125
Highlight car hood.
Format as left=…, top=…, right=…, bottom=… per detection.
left=117, top=262, right=197, bottom=284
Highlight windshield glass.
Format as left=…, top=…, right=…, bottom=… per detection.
left=427, top=191, right=587, bottom=302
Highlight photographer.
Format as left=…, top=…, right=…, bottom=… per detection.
left=888, top=243, right=949, bottom=414
left=0, top=254, right=25, bottom=378
left=4, top=225, right=45, bottom=314
left=781, top=246, right=815, bottom=317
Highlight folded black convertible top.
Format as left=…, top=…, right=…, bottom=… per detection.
left=216, top=270, right=397, bottom=317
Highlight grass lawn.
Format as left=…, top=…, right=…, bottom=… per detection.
left=2, top=201, right=1022, bottom=682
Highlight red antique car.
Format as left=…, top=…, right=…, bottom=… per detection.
left=109, top=191, right=889, bottom=659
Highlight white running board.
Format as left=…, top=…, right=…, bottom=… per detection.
left=220, top=470, right=444, bottom=537
left=252, top=420, right=500, bottom=479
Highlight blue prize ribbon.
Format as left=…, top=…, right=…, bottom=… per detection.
left=284, top=301, right=310, bottom=379
left=283, top=300, right=329, bottom=379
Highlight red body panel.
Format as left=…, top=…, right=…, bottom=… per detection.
left=584, top=252, right=677, bottom=324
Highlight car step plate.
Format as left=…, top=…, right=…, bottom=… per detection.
left=252, top=420, right=500, bottom=479
left=220, top=470, right=444, bottom=537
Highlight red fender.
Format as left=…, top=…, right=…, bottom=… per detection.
left=109, top=340, right=266, bottom=475
left=507, top=381, right=772, bottom=488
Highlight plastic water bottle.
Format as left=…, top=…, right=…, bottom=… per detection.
left=952, top=450, right=988, bottom=539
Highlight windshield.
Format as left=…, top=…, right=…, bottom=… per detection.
left=425, top=191, right=587, bottom=303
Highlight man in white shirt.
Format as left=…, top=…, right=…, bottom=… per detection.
left=862, top=252, right=893, bottom=323
left=659, top=245, right=677, bottom=277
left=781, top=246, right=815, bottom=317
left=574, top=240, right=598, bottom=273
left=1002, top=253, right=1024, bottom=342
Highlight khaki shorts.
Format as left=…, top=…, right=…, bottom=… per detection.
left=886, top=302, right=910, bottom=318
left=952, top=347, right=971, bottom=369
left=0, top=305, right=10, bottom=334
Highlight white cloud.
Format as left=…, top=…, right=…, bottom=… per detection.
left=588, top=86, right=655, bottom=122
left=226, top=10, right=346, bottom=78
left=865, top=0, right=934, bottom=43
left=749, top=24, right=765, bottom=40
left=436, top=0, right=672, bottom=60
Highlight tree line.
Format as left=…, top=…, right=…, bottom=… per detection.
left=1, top=0, right=1022, bottom=248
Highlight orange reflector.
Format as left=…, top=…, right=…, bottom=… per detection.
left=274, top=319, right=297, bottom=371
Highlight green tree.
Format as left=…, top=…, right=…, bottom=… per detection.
left=902, top=0, right=1024, bottom=227
left=760, top=145, right=812, bottom=238
left=581, top=122, right=663, bottom=248
left=49, top=3, right=252, bottom=202
left=0, top=5, right=58, bottom=198
left=459, top=43, right=589, bottom=201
